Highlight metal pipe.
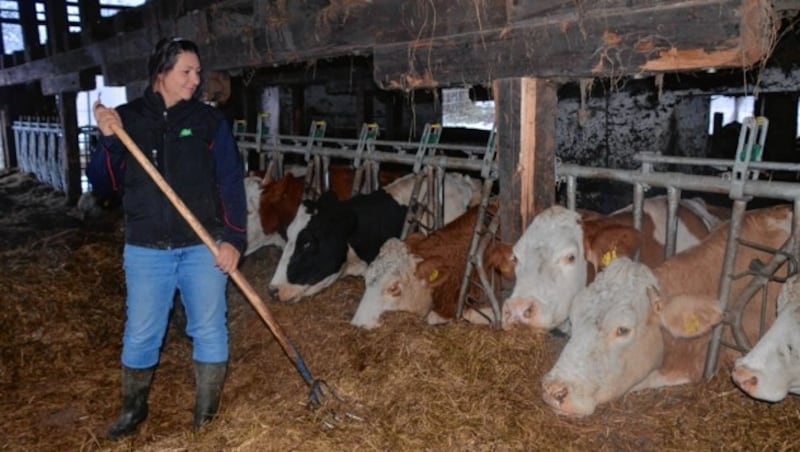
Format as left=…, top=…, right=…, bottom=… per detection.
left=665, top=187, right=680, bottom=259
left=703, top=199, right=747, bottom=380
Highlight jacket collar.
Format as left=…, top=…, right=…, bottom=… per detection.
left=142, top=87, right=197, bottom=120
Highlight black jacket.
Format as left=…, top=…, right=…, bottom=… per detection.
left=87, top=89, right=247, bottom=253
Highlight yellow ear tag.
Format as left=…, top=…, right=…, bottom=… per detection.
left=601, top=247, right=618, bottom=267
left=428, top=268, right=439, bottom=282
left=683, top=313, right=700, bottom=335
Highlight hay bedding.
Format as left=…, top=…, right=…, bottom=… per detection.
left=1, top=169, right=799, bottom=452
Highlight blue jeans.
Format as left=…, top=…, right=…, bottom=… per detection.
left=121, top=243, right=229, bottom=368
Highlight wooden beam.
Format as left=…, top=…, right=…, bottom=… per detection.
left=0, top=0, right=778, bottom=90
left=41, top=70, right=97, bottom=95
left=494, top=77, right=557, bottom=243
left=375, top=0, right=775, bottom=89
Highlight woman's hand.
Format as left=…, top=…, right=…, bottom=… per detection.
left=93, top=100, right=123, bottom=137
left=215, top=242, right=241, bottom=274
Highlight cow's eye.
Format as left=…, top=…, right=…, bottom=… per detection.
left=615, top=326, right=630, bottom=337
left=387, top=281, right=401, bottom=297
left=510, top=255, right=518, bottom=265
left=560, top=253, right=576, bottom=265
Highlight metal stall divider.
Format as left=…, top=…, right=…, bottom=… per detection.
left=455, top=128, right=502, bottom=326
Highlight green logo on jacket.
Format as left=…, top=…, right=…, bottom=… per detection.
left=179, top=128, right=193, bottom=137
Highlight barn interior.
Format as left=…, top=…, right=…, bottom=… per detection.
left=2, top=1, right=800, bottom=450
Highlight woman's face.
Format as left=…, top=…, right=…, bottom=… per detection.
left=154, top=51, right=201, bottom=108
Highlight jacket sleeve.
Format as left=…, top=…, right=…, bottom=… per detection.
left=86, top=134, right=127, bottom=197
left=212, top=119, right=247, bottom=254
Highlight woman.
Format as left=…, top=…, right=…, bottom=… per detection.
left=87, top=37, right=246, bottom=440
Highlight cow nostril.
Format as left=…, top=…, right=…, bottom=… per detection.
left=524, top=304, right=535, bottom=319
left=744, top=375, right=758, bottom=390
left=553, top=385, right=568, bottom=404
left=543, top=381, right=569, bottom=406
left=267, top=286, right=279, bottom=301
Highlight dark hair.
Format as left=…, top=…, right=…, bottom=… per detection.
left=148, top=37, right=201, bottom=92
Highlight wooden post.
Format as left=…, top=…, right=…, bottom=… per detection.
left=19, top=1, right=41, bottom=63
left=56, top=92, right=81, bottom=204
left=45, top=0, right=70, bottom=55
left=493, top=77, right=557, bottom=243
left=757, top=92, right=799, bottom=163
left=291, top=85, right=305, bottom=135
left=79, top=0, right=101, bottom=46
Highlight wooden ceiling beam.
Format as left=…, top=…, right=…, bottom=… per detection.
left=0, top=0, right=779, bottom=90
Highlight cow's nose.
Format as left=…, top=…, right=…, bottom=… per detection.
left=267, top=286, right=279, bottom=301
left=732, top=366, right=758, bottom=393
left=542, top=379, right=569, bottom=407
left=501, top=298, right=536, bottom=329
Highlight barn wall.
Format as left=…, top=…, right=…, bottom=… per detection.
left=556, top=90, right=710, bottom=168
left=555, top=88, right=713, bottom=212
left=285, top=84, right=441, bottom=141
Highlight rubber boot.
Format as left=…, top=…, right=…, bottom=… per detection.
left=107, top=365, right=155, bottom=441
left=193, top=361, right=227, bottom=431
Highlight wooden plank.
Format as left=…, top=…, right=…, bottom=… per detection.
left=375, top=0, right=774, bottom=89
left=494, top=77, right=557, bottom=243
left=0, top=0, right=777, bottom=90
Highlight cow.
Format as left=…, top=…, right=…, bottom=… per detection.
left=258, top=165, right=354, bottom=243
left=732, top=274, right=800, bottom=402
left=502, top=196, right=729, bottom=332
left=540, top=204, right=791, bottom=416
left=268, top=172, right=482, bottom=303
left=351, top=202, right=504, bottom=329
left=244, top=175, right=287, bottom=255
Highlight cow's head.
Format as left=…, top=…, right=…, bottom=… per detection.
left=502, top=206, right=643, bottom=332
left=501, top=206, right=587, bottom=331
left=541, top=258, right=722, bottom=416
left=351, top=236, right=452, bottom=328
left=732, top=275, right=800, bottom=402
left=268, top=191, right=356, bottom=302
left=259, top=174, right=304, bottom=238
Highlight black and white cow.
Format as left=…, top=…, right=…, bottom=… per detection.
left=267, top=172, right=481, bottom=302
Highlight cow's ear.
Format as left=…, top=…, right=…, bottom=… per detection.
left=586, top=224, right=641, bottom=270
left=483, top=241, right=515, bottom=280
left=405, top=232, right=426, bottom=247
left=416, top=257, right=450, bottom=288
left=655, top=293, right=723, bottom=338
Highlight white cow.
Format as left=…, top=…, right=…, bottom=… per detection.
left=502, top=196, right=728, bottom=332
left=540, top=205, right=790, bottom=417
left=732, top=274, right=800, bottom=402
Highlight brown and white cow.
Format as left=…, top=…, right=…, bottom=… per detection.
left=540, top=204, right=790, bottom=416
left=502, top=196, right=729, bottom=332
left=351, top=202, right=503, bottom=328
left=732, top=274, right=800, bottom=402
left=244, top=175, right=286, bottom=255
